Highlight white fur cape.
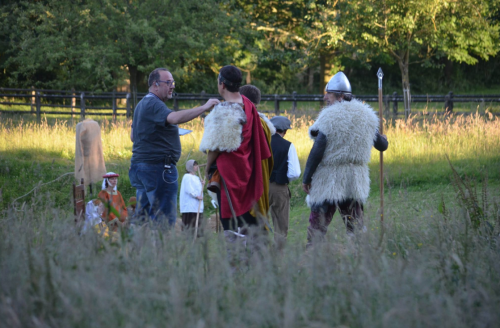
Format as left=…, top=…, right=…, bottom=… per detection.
left=307, top=99, right=379, bottom=205
left=199, top=102, right=247, bottom=153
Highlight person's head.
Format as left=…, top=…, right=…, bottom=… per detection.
left=93, top=199, right=104, bottom=214
left=186, top=159, right=198, bottom=174
left=148, top=68, right=175, bottom=101
left=270, top=116, right=292, bottom=136
left=102, top=172, right=119, bottom=190
left=218, top=66, right=242, bottom=94
left=324, top=71, right=352, bottom=106
left=239, top=85, right=261, bottom=105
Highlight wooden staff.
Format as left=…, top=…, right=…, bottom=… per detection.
left=377, top=68, right=384, bottom=222
left=194, top=163, right=206, bottom=240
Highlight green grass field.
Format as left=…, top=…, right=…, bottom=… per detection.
left=1, top=110, right=500, bottom=327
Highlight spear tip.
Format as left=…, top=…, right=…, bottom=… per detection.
left=377, top=67, right=384, bottom=79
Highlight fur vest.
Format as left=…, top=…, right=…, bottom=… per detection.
left=307, top=99, right=379, bottom=205
left=199, top=102, right=247, bottom=153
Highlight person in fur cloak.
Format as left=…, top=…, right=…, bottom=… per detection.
left=302, top=72, right=388, bottom=246
left=199, top=66, right=272, bottom=234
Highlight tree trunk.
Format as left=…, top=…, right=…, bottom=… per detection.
left=444, top=58, right=453, bottom=88
left=307, top=67, right=314, bottom=94
left=319, top=53, right=332, bottom=93
left=396, top=56, right=411, bottom=119
left=245, top=70, right=251, bottom=84
left=128, top=64, right=138, bottom=109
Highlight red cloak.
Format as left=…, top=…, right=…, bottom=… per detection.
left=217, top=95, right=272, bottom=218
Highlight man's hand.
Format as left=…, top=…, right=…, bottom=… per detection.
left=196, top=196, right=203, bottom=200
left=203, top=98, right=220, bottom=111
left=380, top=134, right=387, bottom=140
left=302, top=183, right=311, bottom=194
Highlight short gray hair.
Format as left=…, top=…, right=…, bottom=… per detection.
left=148, top=68, right=169, bottom=87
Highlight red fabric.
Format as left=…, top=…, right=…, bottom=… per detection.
left=217, top=96, right=272, bottom=218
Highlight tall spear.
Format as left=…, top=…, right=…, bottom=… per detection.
left=377, top=68, right=384, bottom=222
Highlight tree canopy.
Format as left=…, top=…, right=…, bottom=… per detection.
left=1, top=0, right=499, bottom=94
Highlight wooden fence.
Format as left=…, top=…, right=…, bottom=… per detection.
left=1, top=87, right=499, bottom=120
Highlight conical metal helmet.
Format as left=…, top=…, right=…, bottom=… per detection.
left=325, top=71, right=352, bottom=94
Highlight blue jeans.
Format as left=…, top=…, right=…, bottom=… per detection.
left=129, top=162, right=178, bottom=229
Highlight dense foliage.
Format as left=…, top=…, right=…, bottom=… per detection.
left=0, top=0, right=499, bottom=94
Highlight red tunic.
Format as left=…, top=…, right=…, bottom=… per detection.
left=217, top=96, right=272, bottom=218
left=98, top=190, right=128, bottom=223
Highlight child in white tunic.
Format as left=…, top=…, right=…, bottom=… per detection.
left=179, top=160, right=204, bottom=233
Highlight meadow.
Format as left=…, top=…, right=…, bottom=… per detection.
left=0, top=108, right=499, bottom=327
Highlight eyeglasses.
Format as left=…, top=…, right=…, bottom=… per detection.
left=157, top=80, right=176, bottom=87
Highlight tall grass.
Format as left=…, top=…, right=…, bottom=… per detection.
left=1, top=110, right=500, bottom=207
left=1, top=109, right=500, bottom=327
left=0, top=192, right=499, bottom=327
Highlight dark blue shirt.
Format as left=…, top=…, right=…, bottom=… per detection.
left=131, top=94, right=181, bottom=164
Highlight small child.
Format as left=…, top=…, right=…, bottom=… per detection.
left=83, top=198, right=104, bottom=233
left=179, top=160, right=204, bottom=233
left=98, top=172, right=128, bottom=231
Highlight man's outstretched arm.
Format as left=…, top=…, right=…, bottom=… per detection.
left=374, top=132, right=388, bottom=151
left=166, top=98, right=220, bottom=125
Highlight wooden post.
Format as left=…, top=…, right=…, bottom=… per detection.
left=392, top=92, right=398, bottom=117
left=80, top=92, right=85, bottom=120
left=35, top=91, right=41, bottom=122
left=31, top=86, right=35, bottom=113
left=444, top=91, right=454, bottom=113
left=200, top=90, right=206, bottom=106
left=71, top=88, right=76, bottom=119
left=112, top=90, right=117, bottom=121
left=173, top=92, right=179, bottom=110
left=377, top=68, right=384, bottom=222
left=126, top=93, right=131, bottom=118
left=274, top=94, right=280, bottom=115
left=292, top=91, right=297, bottom=112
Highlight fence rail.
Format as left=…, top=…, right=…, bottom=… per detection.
left=1, top=87, right=499, bottom=120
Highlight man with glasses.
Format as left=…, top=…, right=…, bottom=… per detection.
left=129, top=67, right=219, bottom=229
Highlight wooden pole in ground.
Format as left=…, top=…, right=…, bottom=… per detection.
left=194, top=163, right=206, bottom=240
left=377, top=68, right=384, bottom=222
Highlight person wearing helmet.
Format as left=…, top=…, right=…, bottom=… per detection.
left=302, top=71, right=388, bottom=247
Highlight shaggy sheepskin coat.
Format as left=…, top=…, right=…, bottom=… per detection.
left=199, top=102, right=247, bottom=153
left=308, top=99, right=379, bottom=205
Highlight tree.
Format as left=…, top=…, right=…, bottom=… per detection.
left=229, top=0, right=345, bottom=93
left=340, top=0, right=500, bottom=115
left=1, top=0, right=244, bottom=93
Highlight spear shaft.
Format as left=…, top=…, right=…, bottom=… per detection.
left=377, top=68, right=384, bottom=222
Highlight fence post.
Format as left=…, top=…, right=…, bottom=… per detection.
left=444, top=91, right=454, bottom=113
left=80, top=92, right=85, bottom=120
left=71, top=88, right=76, bottom=119
left=200, top=91, right=206, bottom=106
left=126, top=93, right=131, bottom=118
left=112, top=90, right=117, bottom=121
left=383, top=94, right=389, bottom=116
left=173, top=92, right=179, bottom=110
left=292, top=91, right=297, bottom=112
left=392, top=92, right=398, bottom=117
left=35, top=91, right=41, bottom=121
left=274, top=94, right=280, bottom=115
left=31, top=86, right=35, bottom=113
